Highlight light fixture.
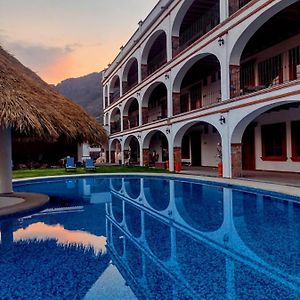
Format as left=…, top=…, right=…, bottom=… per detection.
left=219, top=115, right=226, bottom=125
left=166, top=128, right=171, bottom=134
left=137, top=134, right=141, bottom=139
left=136, top=91, right=141, bottom=97
left=138, top=20, right=143, bottom=26
left=165, top=73, right=170, bottom=80
left=218, top=37, right=225, bottom=46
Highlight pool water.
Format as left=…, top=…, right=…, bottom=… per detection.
left=1, top=176, right=299, bottom=299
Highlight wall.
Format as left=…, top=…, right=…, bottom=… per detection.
left=201, top=127, right=221, bottom=167
left=254, top=107, right=300, bottom=173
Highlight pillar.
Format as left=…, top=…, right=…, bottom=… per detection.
left=123, top=115, right=129, bottom=130
left=122, top=81, right=128, bottom=94
left=173, top=147, right=182, bottom=172
left=142, top=107, right=148, bottom=125
left=173, top=92, right=181, bottom=116
left=143, top=149, right=150, bottom=167
left=172, top=36, right=180, bottom=58
left=228, top=0, right=239, bottom=15
left=230, top=65, right=240, bottom=98
left=220, top=0, right=229, bottom=22
left=0, top=127, right=12, bottom=193
left=111, top=151, right=116, bottom=164
left=231, top=143, right=242, bottom=177
left=141, top=64, right=148, bottom=80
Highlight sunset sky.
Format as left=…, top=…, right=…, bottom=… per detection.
left=0, top=0, right=158, bottom=84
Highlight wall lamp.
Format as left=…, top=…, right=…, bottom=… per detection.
left=137, top=134, right=141, bottom=139
left=218, top=37, right=225, bottom=46
left=219, top=115, right=226, bottom=125
left=166, top=128, right=171, bottom=134
left=137, top=91, right=141, bottom=97
left=165, top=73, right=170, bottom=80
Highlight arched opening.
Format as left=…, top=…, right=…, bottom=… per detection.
left=104, top=85, right=108, bottom=108
left=173, top=54, right=221, bottom=115
left=142, top=83, right=167, bottom=125
left=236, top=102, right=300, bottom=178
left=123, top=98, right=139, bottom=130
left=110, top=139, right=122, bottom=164
left=141, top=31, right=167, bottom=79
left=172, top=0, right=220, bottom=56
left=123, top=58, right=138, bottom=93
left=230, top=1, right=300, bottom=98
left=174, top=121, right=221, bottom=174
left=109, top=75, right=121, bottom=103
left=123, top=135, right=140, bottom=165
left=110, top=108, right=121, bottom=134
left=143, top=131, right=169, bottom=168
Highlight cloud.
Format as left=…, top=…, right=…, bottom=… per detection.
left=0, top=33, right=81, bottom=75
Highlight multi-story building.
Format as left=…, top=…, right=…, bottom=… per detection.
left=102, top=0, right=300, bottom=178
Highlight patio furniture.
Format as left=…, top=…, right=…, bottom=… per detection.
left=85, top=158, right=96, bottom=171
left=65, top=157, right=76, bottom=172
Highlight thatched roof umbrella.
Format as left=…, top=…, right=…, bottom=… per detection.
left=0, top=46, right=107, bottom=193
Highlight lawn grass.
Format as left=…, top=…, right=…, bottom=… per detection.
left=12, top=165, right=169, bottom=179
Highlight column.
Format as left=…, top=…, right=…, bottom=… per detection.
left=168, top=144, right=174, bottom=172
left=142, top=107, right=149, bottom=125
left=220, top=0, right=229, bottom=22
left=123, top=115, right=129, bottom=130
left=141, top=64, right=148, bottom=80
left=173, top=92, right=181, bottom=116
left=172, top=36, right=180, bottom=58
left=143, top=149, right=150, bottom=166
left=0, top=127, right=12, bottom=193
left=120, top=109, right=124, bottom=132
left=230, top=65, right=240, bottom=99
left=139, top=142, right=144, bottom=166
left=173, top=147, right=182, bottom=172
left=231, top=143, right=242, bottom=177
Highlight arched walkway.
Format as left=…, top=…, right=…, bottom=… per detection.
left=141, top=30, right=167, bottom=79
left=142, top=82, right=168, bottom=125
left=173, top=54, right=221, bottom=115
left=123, top=135, right=140, bottom=165
left=123, top=98, right=139, bottom=130
left=109, top=75, right=121, bottom=103
left=122, top=58, right=138, bottom=93
left=110, top=108, right=121, bottom=134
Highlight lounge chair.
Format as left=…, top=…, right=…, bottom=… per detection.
left=65, top=157, right=76, bottom=172
left=85, top=158, right=96, bottom=171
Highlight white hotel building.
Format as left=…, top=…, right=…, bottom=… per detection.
left=102, top=0, right=300, bottom=177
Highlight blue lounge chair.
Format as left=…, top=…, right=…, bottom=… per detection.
left=85, top=158, right=96, bottom=171
left=65, top=157, right=76, bottom=172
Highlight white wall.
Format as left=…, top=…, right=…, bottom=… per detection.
left=255, top=107, right=300, bottom=173
left=201, top=128, right=221, bottom=167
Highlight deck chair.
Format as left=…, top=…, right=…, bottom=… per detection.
left=65, top=157, right=76, bottom=172
left=85, top=158, right=96, bottom=171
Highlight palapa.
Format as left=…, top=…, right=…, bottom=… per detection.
left=0, top=46, right=107, bottom=144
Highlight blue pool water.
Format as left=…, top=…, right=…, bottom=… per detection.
left=1, top=175, right=300, bottom=299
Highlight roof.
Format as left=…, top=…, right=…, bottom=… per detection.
left=0, top=46, right=107, bottom=144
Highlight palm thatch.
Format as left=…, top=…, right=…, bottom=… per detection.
left=0, top=46, right=107, bottom=144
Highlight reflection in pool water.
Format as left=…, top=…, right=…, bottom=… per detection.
left=0, top=176, right=299, bottom=299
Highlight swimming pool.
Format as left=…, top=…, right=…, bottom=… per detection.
left=1, top=175, right=300, bottom=299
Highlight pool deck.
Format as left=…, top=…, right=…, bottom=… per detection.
left=0, top=192, right=49, bottom=217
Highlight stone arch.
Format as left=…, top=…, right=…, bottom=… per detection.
left=141, top=30, right=167, bottom=78
left=122, top=57, right=138, bottom=93
left=110, top=138, right=122, bottom=164
left=123, top=135, right=141, bottom=165
left=172, top=53, right=222, bottom=115
left=110, top=107, right=121, bottom=134
left=123, top=98, right=139, bottom=130
left=229, top=0, right=298, bottom=65
left=109, top=75, right=121, bottom=102
left=142, top=82, right=168, bottom=125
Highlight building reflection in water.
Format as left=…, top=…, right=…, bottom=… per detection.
left=107, top=177, right=300, bottom=299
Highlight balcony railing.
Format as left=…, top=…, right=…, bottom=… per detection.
left=179, top=3, right=219, bottom=52
left=229, top=0, right=252, bottom=15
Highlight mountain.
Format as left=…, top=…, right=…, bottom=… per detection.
left=55, top=72, right=103, bottom=123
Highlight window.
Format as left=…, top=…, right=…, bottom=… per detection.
left=291, top=120, right=300, bottom=161
left=261, top=123, right=287, bottom=161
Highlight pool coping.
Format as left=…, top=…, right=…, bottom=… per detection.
left=13, top=172, right=300, bottom=199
